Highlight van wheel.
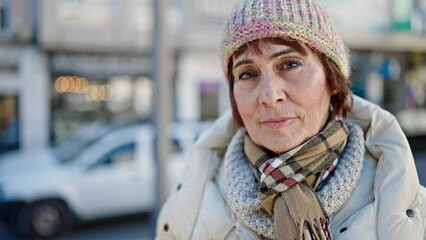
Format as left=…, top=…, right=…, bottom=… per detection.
left=17, top=200, right=73, bottom=239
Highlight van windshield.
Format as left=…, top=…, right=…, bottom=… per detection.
left=53, top=122, right=114, bottom=163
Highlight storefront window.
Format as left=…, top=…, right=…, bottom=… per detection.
left=396, top=52, right=426, bottom=136
left=51, top=74, right=155, bottom=144
left=199, top=82, right=220, bottom=120
left=0, top=0, right=9, bottom=33
left=0, top=95, right=19, bottom=153
left=351, top=51, right=426, bottom=137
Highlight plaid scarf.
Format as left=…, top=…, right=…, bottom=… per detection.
left=244, top=120, right=349, bottom=240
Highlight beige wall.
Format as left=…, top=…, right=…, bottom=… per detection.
left=38, top=0, right=153, bottom=53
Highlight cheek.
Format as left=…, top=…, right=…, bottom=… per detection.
left=306, top=84, right=330, bottom=105
left=308, top=86, right=331, bottom=125
left=301, top=67, right=330, bottom=102
left=295, top=70, right=331, bottom=120
left=313, top=77, right=331, bottom=104
left=233, top=87, right=257, bottom=119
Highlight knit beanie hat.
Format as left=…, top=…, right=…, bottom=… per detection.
left=222, top=0, right=350, bottom=80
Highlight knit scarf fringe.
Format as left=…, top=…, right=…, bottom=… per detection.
left=223, top=121, right=365, bottom=239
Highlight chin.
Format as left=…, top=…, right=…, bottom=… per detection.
left=267, top=144, right=295, bottom=155
left=262, top=131, right=309, bottom=154
left=257, top=137, right=298, bottom=155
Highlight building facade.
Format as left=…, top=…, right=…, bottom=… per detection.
left=37, top=0, right=157, bottom=144
left=0, top=0, right=49, bottom=153
left=1, top=0, right=426, bottom=154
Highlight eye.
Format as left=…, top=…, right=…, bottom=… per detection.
left=238, top=70, right=257, bottom=80
left=280, top=60, right=302, bottom=71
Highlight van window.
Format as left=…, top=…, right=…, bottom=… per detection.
left=98, top=142, right=136, bottom=166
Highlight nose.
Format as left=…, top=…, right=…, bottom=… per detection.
left=258, top=74, right=286, bottom=106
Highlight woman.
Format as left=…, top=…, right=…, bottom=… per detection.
left=156, top=0, right=426, bottom=239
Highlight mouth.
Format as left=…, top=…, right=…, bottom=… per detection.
left=260, top=117, right=297, bottom=129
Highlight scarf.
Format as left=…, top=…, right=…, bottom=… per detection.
left=245, top=120, right=348, bottom=240
left=223, top=121, right=365, bottom=239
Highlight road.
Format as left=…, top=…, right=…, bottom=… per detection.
left=0, top=214, right=156, bottom=240
left=59, top=215, right=156, bottom=240
left=1, top=152, right=426, bottom=240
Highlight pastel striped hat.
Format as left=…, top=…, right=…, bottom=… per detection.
left=222, top=0, right=349, bottom=79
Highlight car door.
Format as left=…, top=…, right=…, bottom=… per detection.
left=74, top=140, right=153, bottom=220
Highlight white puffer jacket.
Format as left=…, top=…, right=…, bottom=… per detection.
left=156, top=96, right=426, bottom=240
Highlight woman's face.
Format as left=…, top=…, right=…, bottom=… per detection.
left=232, top=40, right=332, bottom=154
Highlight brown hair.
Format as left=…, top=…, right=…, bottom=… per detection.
left=227, top=38, right=352, bottom=126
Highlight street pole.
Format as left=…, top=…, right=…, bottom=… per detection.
left=153, top=0, right=173, bottom=211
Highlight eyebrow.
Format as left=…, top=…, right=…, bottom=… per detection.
left=233, top=59, right=253, bottom=70
left=232, top=48, right=297, bottom=70
left=269, top=48, right=297, bottom=59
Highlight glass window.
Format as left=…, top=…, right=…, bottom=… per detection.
left=53, top=122, right=114, bottom=163
left=0, top=94, right=19, bottom=153
left=97, top=142, right=136, bottom=166
left=351, top=51, right=426, bottom=137
left=50, top=74, right=154, bottom=144
left=56, top=0, right=113, bottom=27
left=0, top=0, right=9, bottom=32
left=199, top=82, right=220, bottom=121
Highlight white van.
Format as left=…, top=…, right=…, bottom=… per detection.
left=0, top=122, right=209, bottom=239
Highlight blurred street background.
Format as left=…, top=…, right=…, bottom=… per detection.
left=0, top=0, right=426, bottom=239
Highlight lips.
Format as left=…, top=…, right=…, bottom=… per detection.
left=260, top=117, right=297, bottom=128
